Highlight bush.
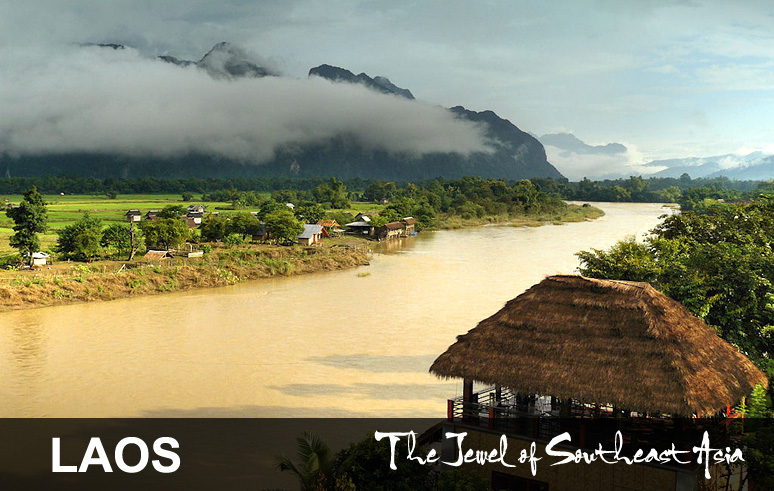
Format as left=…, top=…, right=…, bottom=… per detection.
left=224, top=233, right=245, bottom=246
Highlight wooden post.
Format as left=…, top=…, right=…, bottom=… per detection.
left=462, top=378, right=477, bottom=423
left=128, top=220, right=136, bottom=261
left=447, top=399, right=454, bottom=421
left=463, top=378, right=474, bottom=403
left=560, top=398, right=571, bottom=418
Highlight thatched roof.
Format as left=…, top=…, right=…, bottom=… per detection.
left=143, top=250, right=169, bottom=261
left=430, top=275, right=767, bottom=416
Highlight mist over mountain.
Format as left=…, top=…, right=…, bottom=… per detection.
left=539, top=133, right=627, bottom=156
left=309, top=64, right=414, bottom=99
left=1, top=42, right=563, bottom=181
left=646, top=152, right=774, bottom=180
left=535, top=133, right=643, bottom=180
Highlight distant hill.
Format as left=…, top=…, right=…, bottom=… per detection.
left=308, top=65, right=561, bottom=180
left=309, top=64, right=414, bottom=99
left=158, top=41, right=276, bottom=78
left=535, top=132, right=632, bottom=180
left=538, top=133, right=627, bottom=155
left=1, top=44, right=563, bottom=181
left=645, top=152, right=774, bottom=179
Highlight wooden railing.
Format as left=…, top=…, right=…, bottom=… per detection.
left=446, top=387, right=726, bottom=457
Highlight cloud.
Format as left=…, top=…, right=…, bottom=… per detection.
left=0, top=44, right=491, bottom=163
left=545, top=143, right=649, bottom=180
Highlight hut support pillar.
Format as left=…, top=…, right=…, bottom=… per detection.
left=560, top=398, right=571, bottom=418
left=462, top=378, right=477, bottom=423
left=463, top=378, right=474, bottom=403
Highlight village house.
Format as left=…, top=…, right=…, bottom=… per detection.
left=401, top=216, right=417, bottom=235
left=183, top=216, right=198, bottom=229
left=430, top=275, right=767, bottom=491
left=297, top=224, right=328, bottom=245
left=145, top=210, right=158, bottom=220
left=317, top=219, right=341, bottom=237
left=375, top=221, right=404, bottom=240
left=29, top=252, right=50, bottom=267
left=124, top=209, right=142, bottom=222
left=354, top=212, right=378, bottom=222
left=344, top=220, right=375, bottom=237
left=187, top=204, right=206, bottom=214
left=251, top=222, right=269, bottom=243
left=143, top=250, right=171, bottom=265
left=186, top=211, right=204, bottom=225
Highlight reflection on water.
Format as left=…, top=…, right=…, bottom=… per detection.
left=0, top=202, right=670, bottom=417
left=307, top=354, right=436, bottom=373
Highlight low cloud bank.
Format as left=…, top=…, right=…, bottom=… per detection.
left=544, top=144, right=648, bottom=180
left=0, top=45, right=491, bottom=163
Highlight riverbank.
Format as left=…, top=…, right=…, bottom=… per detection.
left=0, top=243, right=369, bottom=312
left=437, top=202, right=605, bottom=230
left=0, top=203, right=603, bottom=312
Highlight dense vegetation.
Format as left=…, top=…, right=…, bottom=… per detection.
left=5, top=186, right=48, bottom=264
left=532, top=174, right=770, bottom=209
left=276, top=432, right=489, bottom=491
left=2, top=174, right=771, bottom=212
left=576, top=196, right=774, bottom=487
left=2, top=177, right=600, bottom=263
left=578, top=197, right=774, bottom=375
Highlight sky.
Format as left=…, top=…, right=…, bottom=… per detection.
left=2, top=0, right=774, bottom=178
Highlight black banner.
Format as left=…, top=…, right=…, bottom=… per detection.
left=0, top=418, right=768, bottom=490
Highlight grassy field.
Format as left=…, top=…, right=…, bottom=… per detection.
left=0, top=193, right=602, bottom=256
left=0, top=193, right=602, bottom=310
left=0, top=193, right=275, bottom=255
left=0, top=242, right=369, bottom=312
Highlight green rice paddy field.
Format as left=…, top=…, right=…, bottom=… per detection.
left=0, top=193, right=387, bottom=256
left=0, top=194, right=233, bottom=255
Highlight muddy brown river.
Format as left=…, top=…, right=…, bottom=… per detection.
left=0, top=202, right=671, bottom=417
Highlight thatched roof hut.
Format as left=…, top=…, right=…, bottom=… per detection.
left=430, top=275, right=767, bottom=416
left=143, top=250, right=169, bottom=261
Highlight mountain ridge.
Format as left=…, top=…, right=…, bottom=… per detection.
left=3, top=42, right=563, bottom=181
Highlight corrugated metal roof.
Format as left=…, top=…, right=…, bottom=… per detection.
left=297, top=224, right=323, bottom=239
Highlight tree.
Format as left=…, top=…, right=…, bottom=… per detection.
left=228, top=213, right=262, bottom=240
left=275, top=432, right=342, bottom=491
left=296, top=204, right=326, bottom=224
left=199, top=214, right=229, bottom=242
left=315, top=178, right=349, bottom=209
left=140, top=218, right=191, bottom=250
left=55, top=213, right=103, bottom=261
left=333, top=434, right=489, bottom=491
left=101, top=223, right=133, bottom=257
left=577, top=198, right=774, bottom=376
left=258, top=200, right=288, bottom=219
left=158, top=205, right=187, bottom=219
left=264, top=209, right=303, bottom=245
left=6, top=186, right=47, bottom=264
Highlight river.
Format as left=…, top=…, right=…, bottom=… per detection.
left=0, top=202, right=671, bottom=417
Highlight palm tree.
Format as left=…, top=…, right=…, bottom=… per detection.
left=274, top=432, right=337, bottom=491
